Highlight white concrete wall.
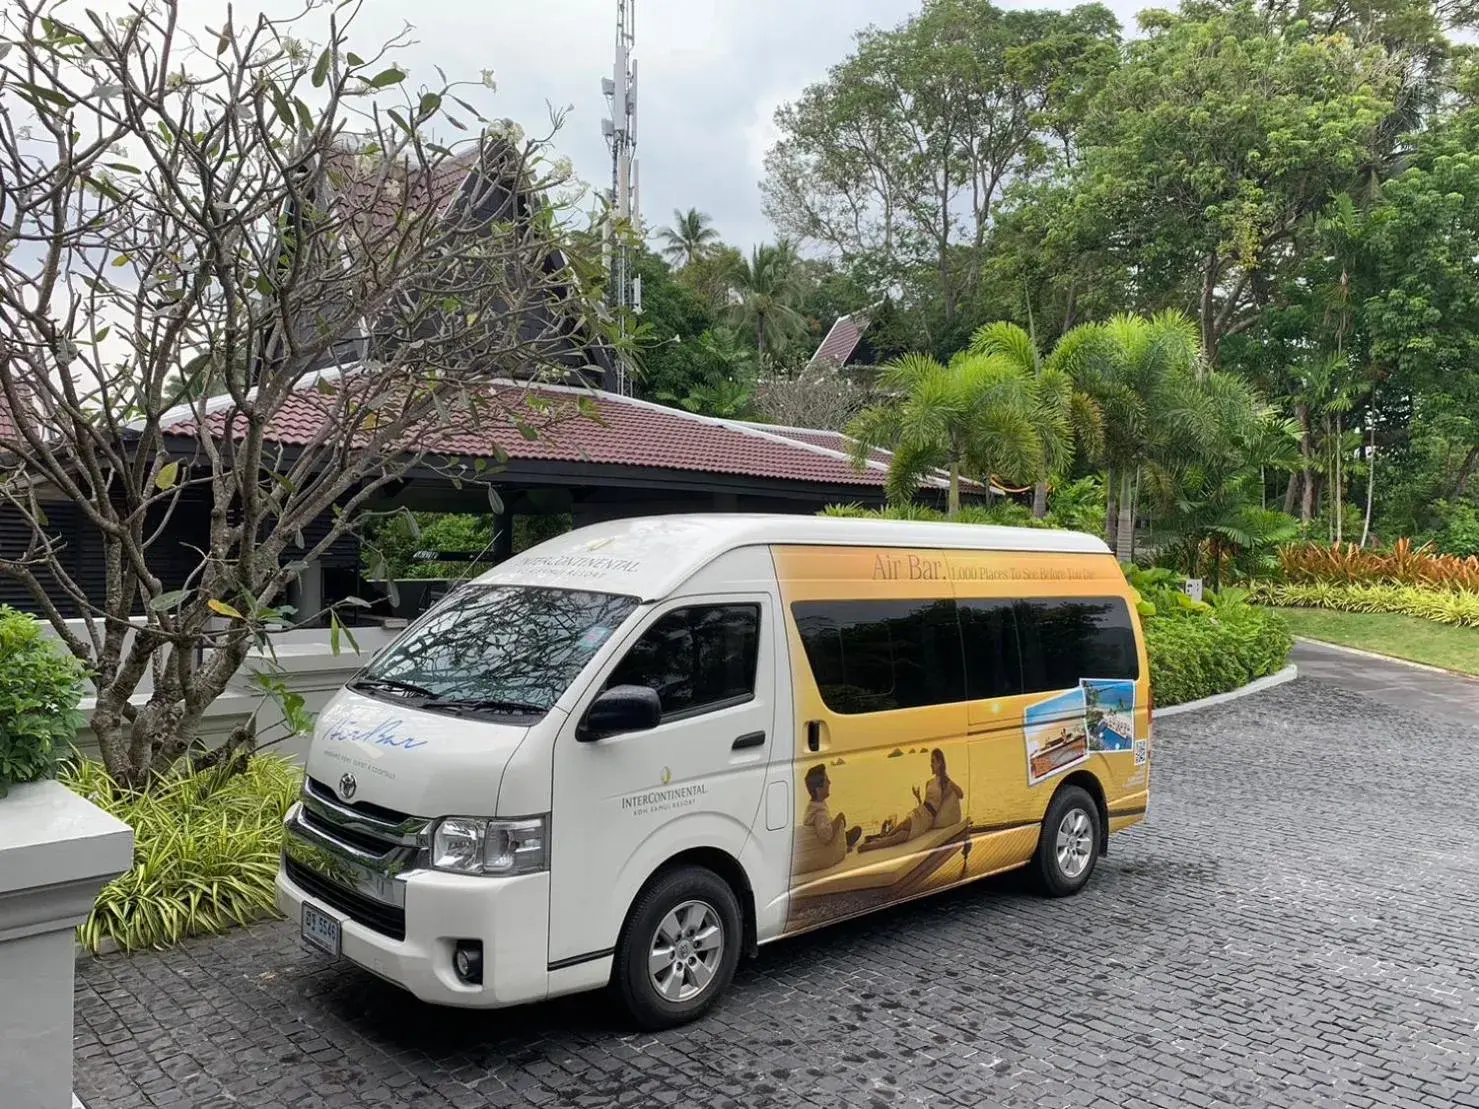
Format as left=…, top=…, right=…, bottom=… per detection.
left=63, top=625, right=400, bottom=764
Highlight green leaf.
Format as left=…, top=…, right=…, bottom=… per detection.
left=18, top=83, right=72, bottom=110
left=347, top=52, right=364, bottom=66
left=418, top=93, right=442, bottom=118
left=295, top=98, right=314, bottom=134
left=93, top=326, right=110, bottom=344
left=487, top=486, right=504, bottom=515
left=270, top=88, right=295, bottom=131
left=216, top=25, right=232, bottom=55
left=154, top=460, right=180, bottom=490
left=255, top=273, right=274, bottom=296
left=312, top=48, right=332, bottom=88
left=107, top=163, right=142, bottom=175
left=208, top=599, right=244, bottom=620
left=111, top=254, right=131, bottom=268
left=386, top=108, right=411, bottom=136
left=367, top=67, right=405, bottom=89
left=149, top=589, right=190, bottom=612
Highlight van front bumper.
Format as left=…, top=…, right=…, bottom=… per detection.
left=276, top=858, right=552, bottom=1009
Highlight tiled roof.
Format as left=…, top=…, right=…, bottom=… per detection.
left=807, top=305, right=878, bottom=370
left=750, top=424, right=894, bottom=468
left=162, top=379, right=954, bottom=492
left=739, top=422, right=994, bottom=494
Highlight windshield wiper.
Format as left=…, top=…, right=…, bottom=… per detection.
left=424, top=696, right=547, bottom=716
left=352, top=676, right=436, bottom=699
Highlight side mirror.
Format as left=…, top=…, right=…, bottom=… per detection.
left=579, top=685, right=662, bottom=742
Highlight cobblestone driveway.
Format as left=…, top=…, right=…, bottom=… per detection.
left=75, top=678, right=1479, bottom=1109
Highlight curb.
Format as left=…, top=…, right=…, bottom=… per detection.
left=1157, top=664, right=1299, bottom=717
left=1291, top=636, right=1478, bottom=679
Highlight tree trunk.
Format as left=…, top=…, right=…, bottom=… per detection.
left=1297, top=404, right=1315, bottom=523
left=1115, top=470, right=1135, bottom=564
left=1333, top=413, right=1343, bottom=544
left=1032, top=479, right=1048, bottom=518
left=1453, top=444, right=1479, bottom=499
left=1283, top=472, right=1300, bottom=515
left=948, top=462, right=961, bottom=518
left=1104, top=465, right=1118, bottom=550
left=1361, top=421, right=1376, bottom=548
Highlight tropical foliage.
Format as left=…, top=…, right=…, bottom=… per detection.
left=1251, top=582, right=1479, bottom=628
left=1276, top=539, right=1479, bottom=592
left=64, top=755, right=303, bottom=952
left=0, top=607, right=87, bottom=796
left=1125, top=567, right=1294, bottom=706
left=612, top=0, right=1479, bottom=571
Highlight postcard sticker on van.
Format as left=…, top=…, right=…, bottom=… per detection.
left=1024, top=687, right=1091, bottom=786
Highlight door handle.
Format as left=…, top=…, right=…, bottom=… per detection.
left=732, top=731, right=766, bottom=751
left=806, top=721, right=821, bottom=752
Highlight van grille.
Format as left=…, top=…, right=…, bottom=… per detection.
left=284, top=858, right=407, bottom=941
left=282, top=777, right=429, bottom=946
left=305, top=776, right=413, bottom=827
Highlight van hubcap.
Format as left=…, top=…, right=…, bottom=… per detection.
left=1055, top=809, right=1093, bottom=879
left=649, top=900, right=723, bottom=1002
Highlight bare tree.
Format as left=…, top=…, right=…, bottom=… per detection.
left=751, top=360, right=869, bottom=432
left=0, top=0, right=610, bottom=785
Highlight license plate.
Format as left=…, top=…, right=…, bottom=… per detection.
left=301, top=902, right=341, bottom=957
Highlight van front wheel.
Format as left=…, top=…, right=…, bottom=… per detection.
left=614, top=865, right=742, bottom=1029
left=1032, top=785, right=1101, bottom=897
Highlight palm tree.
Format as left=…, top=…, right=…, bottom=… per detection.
left=969, top=321, right=1104, bottom=518
left=846, top=351, right=1047, bottom=515
left=1068, top=311, right=1203, bottom=561
left=656, top=208, right=721, bottom=268
left=728, top=242, right=806, bottom=357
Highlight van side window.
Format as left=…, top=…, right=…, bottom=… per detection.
left=791, top=600, right=965, bottom=714
left=958, top=599, right=1023, bottom=699
left=605, top=604, right=760, bottom=720
left=1015, top=597, right=1139, bottom=693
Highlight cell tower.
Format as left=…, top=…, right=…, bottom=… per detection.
left=602, top=0, right=639, bottom=395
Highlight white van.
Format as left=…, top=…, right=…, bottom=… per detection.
left=277, top=514, right=1152, bottom=1028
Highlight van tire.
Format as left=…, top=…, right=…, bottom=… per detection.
left=613, top=865, right=742, bottom=1030
left=1032, top=785, right=1101, bottom=897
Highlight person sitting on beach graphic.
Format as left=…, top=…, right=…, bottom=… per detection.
left=859, top=748, right=965, bottom=852
left=794, top=764, right=863, bottom=873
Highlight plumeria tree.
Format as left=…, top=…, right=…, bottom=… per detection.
left=0, top=0, right=609, bottom=785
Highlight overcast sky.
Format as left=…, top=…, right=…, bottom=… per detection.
left=210, top=0, right=1150, bottom=253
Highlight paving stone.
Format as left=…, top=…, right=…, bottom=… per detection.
left=74, top=678, right=1479, bottom=1109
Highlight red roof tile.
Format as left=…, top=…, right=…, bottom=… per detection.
left=164, top=380, right=950, bottom=492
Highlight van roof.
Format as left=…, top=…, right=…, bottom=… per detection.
left=479, top=513, right=1112, bottom=600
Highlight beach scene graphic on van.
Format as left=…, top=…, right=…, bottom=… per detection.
left=1024, top=687, right=1091, bottom=785
left=788, top=747, right=972, bottom=932
left=1083, top=678, right=1135, bottom=751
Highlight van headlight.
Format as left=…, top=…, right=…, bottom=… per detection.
left=431, top=816, right=549, bottom=876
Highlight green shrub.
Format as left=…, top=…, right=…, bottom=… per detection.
left=1146, top=604, right=1293, bottom=707
left=1250, top=581, right=1479, bottom=627
left=61, top=755, right=303, bottom=951
left=1434, top=502, right=1479, bottom=559
left=0, top=606, right=87, bottom=796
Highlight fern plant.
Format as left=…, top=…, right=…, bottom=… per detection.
left=62, top=754, right=303, bottom=951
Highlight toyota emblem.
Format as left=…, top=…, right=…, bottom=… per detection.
left=338, top=772, right=357, bottom=801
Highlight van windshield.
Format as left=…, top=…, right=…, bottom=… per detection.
left=352, top=585, right=639, bottom=716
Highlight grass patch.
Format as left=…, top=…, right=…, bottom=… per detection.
left=1275, top=607, right=1479, bottom=675
left=61, top=755, right=302, bottom=952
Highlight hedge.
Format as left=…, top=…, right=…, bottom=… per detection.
left=1145, top=605, right=1293, bottom=708
left=1250, top=581, right=1479, bottom=628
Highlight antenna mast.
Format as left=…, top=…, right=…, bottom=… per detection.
left=602, top=0, right=639, bottom=395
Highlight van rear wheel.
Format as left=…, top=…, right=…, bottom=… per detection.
left=1032, top=785, right=1101, bottom=897
left=614, top=865, right=742, bottom=1030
